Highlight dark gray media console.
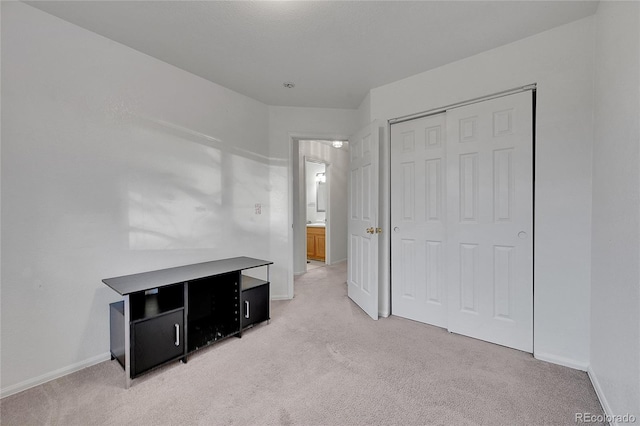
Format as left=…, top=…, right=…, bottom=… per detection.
left=103, top=257, right=272, bottom=388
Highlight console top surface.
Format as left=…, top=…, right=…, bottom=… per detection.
left=103, top=257, right=272, bottom=295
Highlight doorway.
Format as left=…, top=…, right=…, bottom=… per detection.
left=291, top=139, right=350, bottom=280
left=305, top=159, right=327, bottom=269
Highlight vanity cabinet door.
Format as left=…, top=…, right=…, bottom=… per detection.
left=315, top=234, right=325, bottom=261
left=307, top=232, right=316, bottom=258
left=307, top=227, right=326, bottom=262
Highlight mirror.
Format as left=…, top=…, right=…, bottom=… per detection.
left=316, top=181, right=326, bottom=212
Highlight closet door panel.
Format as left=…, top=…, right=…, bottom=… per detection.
left=391, top=113, right=447, bottom=327
left=446, top=91, right=533, bottom=353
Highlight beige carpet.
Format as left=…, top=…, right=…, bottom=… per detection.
left=1, top=262, right=604, bottom=425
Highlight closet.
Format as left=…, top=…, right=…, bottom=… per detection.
left=390, top=90, right=533, bottom=352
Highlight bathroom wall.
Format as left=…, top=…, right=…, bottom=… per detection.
left=305, top=160, right=326, bottom=224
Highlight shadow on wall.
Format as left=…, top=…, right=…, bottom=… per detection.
left=125, top=115, right=271, bottom=250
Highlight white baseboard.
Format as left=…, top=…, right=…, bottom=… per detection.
left=534, top=351, right=589, bottom=371
left=271, top=294, right=292, bottom=300
left=379, top=309, right=390, bottom=318
left=329, top=258, right=347, bottom=265
left=1, top=352, right=111, bottom=399
left=587, top=366, right=618, bottom=425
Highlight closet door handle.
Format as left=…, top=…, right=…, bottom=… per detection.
left=174, top=324, right=180, bottom=346
left=245, top=301, right=250, bottom=319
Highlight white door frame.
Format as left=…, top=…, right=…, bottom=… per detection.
left=287, top=133, right=349, bottom=299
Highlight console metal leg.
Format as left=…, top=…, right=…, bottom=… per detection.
left=124, top=295, right=132, bottom=389
left=267, top=265, right=271, bottom=326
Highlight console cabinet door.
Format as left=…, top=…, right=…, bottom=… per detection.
left=242, top=285, right=269, bottom=328
left=132, top=309, right=184, bottom=376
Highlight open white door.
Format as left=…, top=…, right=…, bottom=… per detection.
left=348, top=121, right=380, bottom=320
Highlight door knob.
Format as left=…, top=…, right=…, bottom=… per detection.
left=518, top=231, right=528, bottom=239
left=393, top=227, right=399, bottom=232
left=376, top=228, right=383, bottom=234
left=366, top=227, right=375, bottom=234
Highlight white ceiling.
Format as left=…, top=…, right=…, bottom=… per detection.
left=26, top=1, right=599, bottom=109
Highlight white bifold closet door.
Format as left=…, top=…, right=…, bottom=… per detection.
left=391, top=91, right=533, bottom=353
left=391, top=112, right=448, bottom=328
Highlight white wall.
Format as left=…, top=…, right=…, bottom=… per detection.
left=356, top=92, right=371, bottom=130
left=1, top=2, right=271, bottom=395
left=369, top=17, right=595, bottom=368
left=590, top=1, right=640, bottom=420
left=268, top=106, right=358, bottom=298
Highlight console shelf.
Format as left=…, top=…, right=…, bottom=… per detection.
left=104, top=256, right=272, bottom=388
